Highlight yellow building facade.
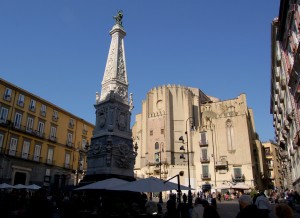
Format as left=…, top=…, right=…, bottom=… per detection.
left=0, top=78, right=94, bottom=190
left=262, top=142, right=284, bottom=189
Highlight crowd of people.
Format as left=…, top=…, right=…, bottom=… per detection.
left=0, top=187, right=299, bottom=218
left=0, top=188, right=53, bottom=218
left=237, top=192, right=295, bottom=218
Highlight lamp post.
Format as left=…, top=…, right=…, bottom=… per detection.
left=159, top=142, right=164, bottom=203
left=179, top=117, right=194, bottom=208
left=164, top=171, right=184, bottom=204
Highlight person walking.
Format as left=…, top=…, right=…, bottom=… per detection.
left=145, top=195, right=158, bottom=216
left=203, top=205, right=220, bottom=218
left=192, top=197, right=205, bottom=218
left=177, top=193, right=189, bottom=218
left=163, top=198, right=179, bottom=218
left=236, top=194, right=265, bottom=218
left=255, top=192, right=272, bottom=218
left=275, top=203, right=294, bottom=218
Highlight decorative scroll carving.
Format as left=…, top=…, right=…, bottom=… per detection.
left=116, top=144, right=131, bottom=168
left=116, top=86, right=127, bottom=98
left=93, top=144, right=102, bottom=155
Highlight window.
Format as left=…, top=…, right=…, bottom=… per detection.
left=79, top=153, right=84, bottom=170
left=0, top=133, right=3, bottom=150
left=52, top=110, right=58, bottom=121
left=161, top=129, right=164, bottom=134
left=45, top=168, right=51, bottom=176
left=0, top=107, right=8, bottom=123
left=200, top=132, right=207, bottom=145
left=9, top=137, right=18, bottom=156
left=33, top=144, right=41, bottom=161
left=226, top=119, right=235, bottom=152
left=67, top=132, right=73, bottom=147
left=202, top=165, right=209, bottom=177
left=201, top=148, right=208, bottom=160
left=155, top=152, right=160, bottom=163
left=50, top=126, right=57, bottom=141
left=37, top=121, right=45, bottom=137
left=265, top=148, right=271, bottom=156
left=29, top=99, right=36, bottom=111
left=47, top=147, right=54, bottom=164
left=26, top=117, right=34, bottom=132
left=14, top=112, right=22, bottom=129
left=150, top=130, right=153, bottom=136
left=17, top=94, right=25, bottom=107
left=22, top=141, right=30, bottom=159
left=4, top=88, right=12, bottom=101
left=83, top=124, right=87, bottom=134
left=155, top=142, right=159, bottom=150
left=288, top=44, right=294, bottom=66
left=69, top=118, right=75, bottom=128
left=40, top=104, right=47, bottom=116
left=268, top=171, right=272, bottom=178
left=82, top=138, right=87, bottom=149
left=234, top=168, right=242, bottom=179
left=65, top=153, right=71, bottom=168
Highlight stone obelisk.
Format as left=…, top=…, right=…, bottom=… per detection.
left=84, top=11, right=136, bottom=182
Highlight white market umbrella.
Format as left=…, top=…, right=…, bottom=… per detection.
left=215, top=183, right=231, bottom=190
left=231, top=182, right=251, bottom=190
left=74, top=178, right=129, bottom=191
left=13, top=184, right=27, bottom=189
left=0, top=183, right=13, bottom=189
left=27, top=184, right=42, bottom=190
left=109, top=177, right=193, bottom=192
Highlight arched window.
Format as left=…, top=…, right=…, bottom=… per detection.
left=155, top=142, right=159, bottom=150
left=226, top=119, right=235, bottom=152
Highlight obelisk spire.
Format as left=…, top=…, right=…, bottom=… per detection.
left=99, top=10, right=129, bottom=105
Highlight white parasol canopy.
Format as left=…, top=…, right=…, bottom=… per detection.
left=74, top=178, right=129, bottom=191
left=109, top=177, right=193, bottom=192
left=13, top=184, right=27, bottom=189
left=231, top=182, right=251, bottom=190
left=27, top=184, right=42, bottom=190
left=215, top=183, right=231, bottom=190
left=0, top=183, right=13, bottom=189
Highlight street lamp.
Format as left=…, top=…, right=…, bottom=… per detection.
left=159, top=142, right=164, bottom=204
left=179, top=117, right=194, bottom=208
left=164, top=171, right=184, bottom=204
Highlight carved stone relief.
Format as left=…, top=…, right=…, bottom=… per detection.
left=116, top=86, right=127, bottom=99
left=118, top=112, right=127, bottom=131
left=227, top=105, right=238, bottom=116
left=116, top=143, right=132, bottom=169
left=104, top=38, right=116, bottom=81
left=117, top=46, right=126, bottom=83
left=98, top=109, right=106, bottom=128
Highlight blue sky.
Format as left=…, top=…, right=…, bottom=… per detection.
left=0, top=0, right=280, bottom=142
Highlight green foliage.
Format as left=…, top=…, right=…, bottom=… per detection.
left=250, top=189, right=257, bottom=198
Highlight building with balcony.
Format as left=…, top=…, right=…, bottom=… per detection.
left=262, top=142, right=284, bottom=190
left=132, top=85, right=266, bottom=193
left=271, top=0, right=300, bottom=191
left=0, top=78, right=94, bottom=191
